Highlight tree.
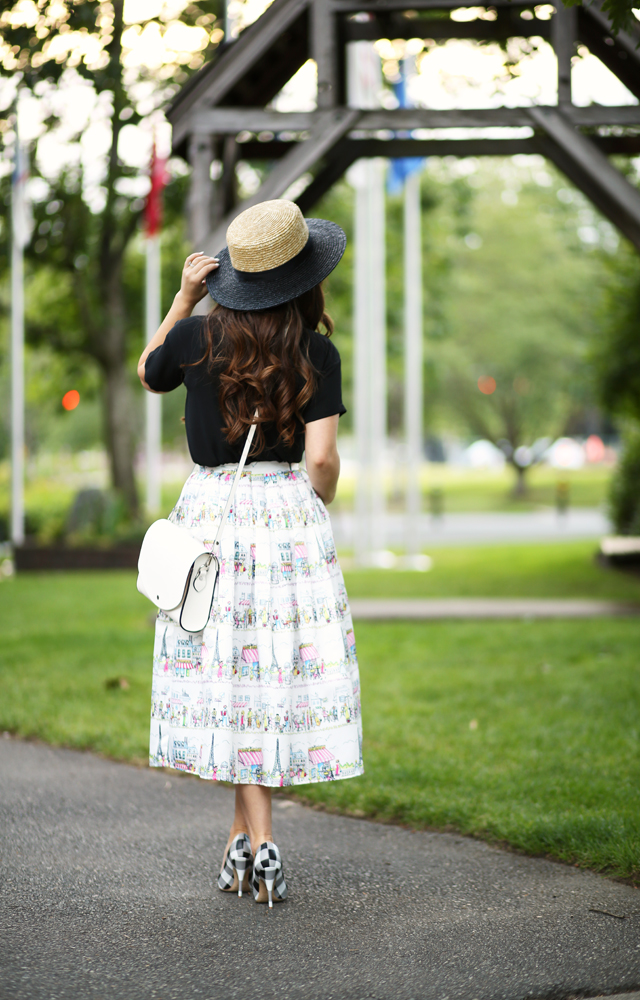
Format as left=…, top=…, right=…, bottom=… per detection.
left=592, top=245, right=640, bottom=534
left=432, top=158, right=608, bottom=493
left=592, top=246, right=640, bottom=426
left=0, top=0, right=222, bottom=516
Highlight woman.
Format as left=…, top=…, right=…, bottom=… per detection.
left=138, top=200, right=363, bottom=908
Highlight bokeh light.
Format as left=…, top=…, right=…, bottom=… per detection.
left=478, top=376, right=496, bottom=395
left=585, top=434, right=605, bottom=463
left=62, top=390, right=80, bottom=411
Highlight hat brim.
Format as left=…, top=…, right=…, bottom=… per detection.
left=205, top=218, right=346, bottom=311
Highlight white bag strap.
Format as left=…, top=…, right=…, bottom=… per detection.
left=210, top=409, right=259, bottom=557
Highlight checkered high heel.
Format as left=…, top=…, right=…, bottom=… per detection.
left=251, top=841, right=287, bottom=907
left=217, top=833, right=253, bottom=897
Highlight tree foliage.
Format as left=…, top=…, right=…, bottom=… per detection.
left=592, top=247, right=640, bottom=426
left=562, top=0, right=639, bottom=37
left=0, top=0, right=222, bottom=516
left=591, top=245, right=640, bottom=535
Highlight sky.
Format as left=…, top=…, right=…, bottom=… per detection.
left=0, top=0, right=637, bottom=210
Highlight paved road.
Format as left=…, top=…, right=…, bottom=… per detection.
left=1, top=738, right=639, bottom=1000
left=349, top=598, right=640, bottom=619
left=331, top=509, right=609, bottom=548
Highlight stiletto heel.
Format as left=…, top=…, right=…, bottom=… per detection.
left=263, top=868, right=277, bottom=908
left=234, top=856, right=250, bottom=897
left=218, top=833, right=253, bottom=895
left=251, top=842, right=287, bottom=906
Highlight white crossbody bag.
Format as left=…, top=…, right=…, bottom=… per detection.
left=136, top=414, right=258, bottom=634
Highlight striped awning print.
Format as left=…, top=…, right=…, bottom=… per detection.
left=308, top=746, right=335, bottom=764
left=299, top=644, right=318, bottom=661
left=238, top=749, right=263, bottom=766
left=242, top=645, right=259, bottom=662
left=295, top=544, right=307, bottom=559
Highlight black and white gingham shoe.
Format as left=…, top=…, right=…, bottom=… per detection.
left=251, top=841, right=287, bottom=907
left=217, top=833, right=253, bottom=897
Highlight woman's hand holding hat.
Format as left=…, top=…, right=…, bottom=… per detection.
left=178, top=251, right=219, bottom=309
left=137, top=251, right=218, bottom=388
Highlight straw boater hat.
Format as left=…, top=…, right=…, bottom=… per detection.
left=206, top=200, right=346, bottom=311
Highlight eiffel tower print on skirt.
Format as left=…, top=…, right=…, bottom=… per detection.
left=154, top=724, right=164, bottom=765
left=205, top=732, right=216, bottom=777
left=271, top=738, right=284, bottom=786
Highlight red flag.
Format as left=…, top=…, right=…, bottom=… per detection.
left=144, top=141, right=169, bottom=237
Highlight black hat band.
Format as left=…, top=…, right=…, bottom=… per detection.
left=233, top=234, right=314, bottom=284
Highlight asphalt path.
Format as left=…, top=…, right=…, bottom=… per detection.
left=348, top=599, right=640, bottom=619
left=1, top=738, right=639, bottom=1000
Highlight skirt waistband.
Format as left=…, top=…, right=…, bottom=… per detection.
left=198, top=461, right=302, bottom=474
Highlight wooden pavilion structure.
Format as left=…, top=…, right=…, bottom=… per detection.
left=166, top=0, right=640, bottom=251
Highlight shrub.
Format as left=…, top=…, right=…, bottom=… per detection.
left=609, top=426, right=640, bottom=535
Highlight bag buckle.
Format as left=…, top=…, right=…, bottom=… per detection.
left=192, top=564, right=209, bottom=592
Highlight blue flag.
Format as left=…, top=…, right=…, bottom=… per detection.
left=387, top=59, right=424, bottom=195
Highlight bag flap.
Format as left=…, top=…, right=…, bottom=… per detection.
left=137, top=519, right=207, bottom=611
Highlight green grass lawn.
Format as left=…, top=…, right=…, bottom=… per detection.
left=333, top=463, right=613, bottom=514
left=345, top=540, right=640, bottom=601
left=0, top=548, right=638, bottom=878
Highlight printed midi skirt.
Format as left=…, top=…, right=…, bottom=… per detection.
left=149, top=461, right=364, bottom=787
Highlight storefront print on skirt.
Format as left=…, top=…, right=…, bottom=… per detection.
left=149, top=464, right=363, bottom=788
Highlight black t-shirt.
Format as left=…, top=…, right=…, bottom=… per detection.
left=144, top=316, right=346, bottom=467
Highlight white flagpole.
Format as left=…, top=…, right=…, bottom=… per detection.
left=145, top=234, right=162, bottom=513
left=404, top=170, right=423, bottom=558
left=11, top=118, right=26, bottom=547
left=352, top=162, right=372, bottom=564
left=369, top=157, right=387, bottom=554
left=348, top=42, right=387, bottom=566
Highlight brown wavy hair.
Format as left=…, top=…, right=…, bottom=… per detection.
left=193, top=283, right=333, bottom=455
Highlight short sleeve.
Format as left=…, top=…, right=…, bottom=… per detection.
left=303, top=340, right=347, bottom=424
left=144, top=322, right=188, bottom=392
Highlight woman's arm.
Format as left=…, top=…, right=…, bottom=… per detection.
left=137, top=251, right=219, bottom=392
left=304, top=414, right=340, bottom=504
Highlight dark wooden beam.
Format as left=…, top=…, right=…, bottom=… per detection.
left=190, top=105, right=640, bottom=134
left=343, top=10, right=552, bottom=42
left=167, top=0, right=310, bottom=148
left=219, top=136, right=239, bottom=219
left=188, top=134, right=215, bottom=246
left=296, top=144, right=357, bottom=210
left=331, top=0, right=544, bottom=9
left=237, top=133, right=640, bottom=161
left=203, top=108, right=359, bottom=255
left=530, top=106, right=640, bottom=250
left=192, top=110, right=315, bottom=132
left=577, top=5, right=640, bottom=102
left=312, top=0, right=338, bottom=109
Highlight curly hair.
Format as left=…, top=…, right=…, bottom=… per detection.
left=192, top=283, right=333, bottom=455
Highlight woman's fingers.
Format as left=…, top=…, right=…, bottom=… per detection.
left=190, top=254, right=219, bottom=272
left=185, top=251, right=205, bottom=265
left=186, top=258, right=219, bottom=285
left=185, top=254, right=218, bottom=276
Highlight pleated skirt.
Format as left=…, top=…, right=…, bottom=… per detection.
left=149, top=461, right=364, bottom=787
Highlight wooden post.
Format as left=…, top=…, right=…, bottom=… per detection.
left=552, top=4, right=576, bottom=106
left=188, top=134, right=214, bottom=247
left=311, top=0, right=337, bottom=110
